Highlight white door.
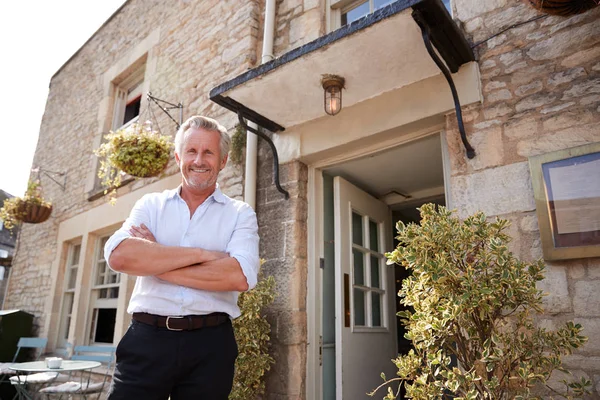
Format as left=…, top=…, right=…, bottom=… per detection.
left=334, top=177, right=397, bottom=400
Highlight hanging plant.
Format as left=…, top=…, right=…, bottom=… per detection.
left=526, top=0, right=598, bottom=16
left=94, top=121, right=173, bottom=203
left=0, top=179, right=52, bottom=230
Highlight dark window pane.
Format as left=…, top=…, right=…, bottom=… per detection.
left=123, top=96, right=141, bottom=125
left=354, top=289, right=365, bottom=326
left=372, top=292, right=382, bottom=326
left=369, top=220, right=378, bottom=250
left=341, top=1, right=369, bottom=26
left=353, top=249, right=365, bottom=285
left=371, top=256, right=380, bottom=288
left=94, top=308, right=116, bottom=343
left=352, top=212, right=363, bottom=246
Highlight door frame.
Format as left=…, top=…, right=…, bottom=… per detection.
left=306, top=125, right=453, bottom=400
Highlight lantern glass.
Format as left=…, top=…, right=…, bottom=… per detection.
left=325, top=86, right=342, bottom=116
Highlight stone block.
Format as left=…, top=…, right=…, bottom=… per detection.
left=451, top=162, right=536, bottom=218
left=486, top=89, right=512, bottom=103
left=484, top=80, right=507, bottom=92
left=499, top=50, right=522, bottom=67
left=504, top=116, right=539, bottom=140
left=483, top=103, right=513, bottom=119
left=517, top=123, right=599, bottom=157
left=548, top=67, right=587, bottom=89
left=276, top=310, right=307, bottom=345
left=562, top=77, right=600, bottom=100
left=574, top=318, right=600, bottom=353
left=304, top=0, right=319, bottom=10
left=505, top=61, right=527, bottom=74
left=590, top=265, right=600, bottom=279
left=480, top=59, right=497, bottom=70
left=466, top=126, right=504, bottom=170
left=265, top=344, right=305, bottom=396
left=542, top=109, right=596, bottom=132
left=455, top=0, right=507, bottom=21
left=511, top=64, right=555, bottom=86
left=289, top=8, right=320, bottom=47
left=540, top=102, right=575, bottom=115
left=527, top=21, right=600, bottom=61
left=515, top=93, right=557, bottom=113
left=561, top=45, right=600, bottom=69
left=580, top=94, right=600, bottom=106
left=520, top=214, right=539, bottom=232
left=464, top=17, right=482, bottom=33
left=537, top=265, right=571, bottom=314
left=515, top=81, right=543, bottom=97
left=561, top=355, right=600, bottom=373
left=482, top=3, right=535, bottom=33
left=574, top=282, right=600, bottom=317
left=474, top=119, right=501, bottom=130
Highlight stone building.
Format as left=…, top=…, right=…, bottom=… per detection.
left=3, top=0, right=599, bottom=399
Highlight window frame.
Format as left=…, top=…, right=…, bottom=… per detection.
left=350, top=210, right=388, bottom=332
left=57, top=242, right=82, bottom=349
left=328, top=0, right=453, bottom=31
left=86, top=234, right=121, bottom=345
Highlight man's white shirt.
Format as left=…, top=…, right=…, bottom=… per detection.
left=104, top=185, right=260, bottom=318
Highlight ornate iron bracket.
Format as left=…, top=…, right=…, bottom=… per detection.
left=412, top=10, right=476, bottom=159
left=32, top=167, right=67, bottom=191
left=147, top=92, right=184, bottom=129
left=237, top=112, right=290, bottom=200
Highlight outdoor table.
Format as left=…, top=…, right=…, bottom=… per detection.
left=9, top=360, right=102, bottom=400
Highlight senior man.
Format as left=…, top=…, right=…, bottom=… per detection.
left=104, top=116, right=259, bottom=400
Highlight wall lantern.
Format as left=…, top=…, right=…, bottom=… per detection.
left=321, top=74, right=345, bottom=116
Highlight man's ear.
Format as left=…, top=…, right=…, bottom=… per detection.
left=175, top=152, right=181, bottom=168
left=220, top=153, right=228, bottom=170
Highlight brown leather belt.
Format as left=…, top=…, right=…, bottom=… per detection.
left=132, top=312, right=230, bottom=331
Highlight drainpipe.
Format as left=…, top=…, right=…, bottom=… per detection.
left=245, top=0, right=276, bottom=209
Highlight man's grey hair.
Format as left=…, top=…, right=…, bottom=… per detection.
left=174, top=116, right=231, bottom=160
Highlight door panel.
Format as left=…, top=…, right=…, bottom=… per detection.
left=334, top=177, right=396, bottom=400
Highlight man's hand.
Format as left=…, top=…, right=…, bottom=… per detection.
left=129, top=224, right=156, bottom=242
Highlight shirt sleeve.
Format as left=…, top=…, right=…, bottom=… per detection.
left=226, top=203, right=260, bottom=290
left=104, top=194, right=152, bottom=271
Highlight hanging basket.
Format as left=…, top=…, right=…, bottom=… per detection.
left=95, top=122, right=174, bottom=201
left=526, top=0, right=598, bottom=16
left=16, top=200, right=53, bottom=224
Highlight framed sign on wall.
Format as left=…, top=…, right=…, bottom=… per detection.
left=529, top=142, right=600, bottom=261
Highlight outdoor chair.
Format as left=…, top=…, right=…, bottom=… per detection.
left=0, top=337, right=49, bottom=382
left=39, top=345, right=116, bottom=400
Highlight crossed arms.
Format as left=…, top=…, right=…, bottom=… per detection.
left=106, top=194, right=259, bottom=293
left=108, top=226, right=250, bottom=292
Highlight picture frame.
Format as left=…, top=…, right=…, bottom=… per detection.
left=528, top=142, right=600, bottom=261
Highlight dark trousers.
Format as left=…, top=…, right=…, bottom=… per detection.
left=108, top=319, right=238, bottom=400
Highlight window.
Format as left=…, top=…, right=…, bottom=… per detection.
left=57, top=243, right=81, bottom=348
left=331, top=0, right=452, bottom=30
left=112, top=65, right=145, bottom=130
left=351, top=211, right=386, bottom=328
left=88, top=235, right=121, bottom=344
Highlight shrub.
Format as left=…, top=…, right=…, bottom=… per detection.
left=372, top=204, right=589, bottom=400
left=230, top=274, right=276, bottom=400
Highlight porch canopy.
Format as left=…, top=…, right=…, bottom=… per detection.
left=209, top=0, right=476, bottom=133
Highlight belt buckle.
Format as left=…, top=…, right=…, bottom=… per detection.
left=166, top=316, right=185, bottom=331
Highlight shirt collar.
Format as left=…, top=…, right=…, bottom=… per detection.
left=167, top=184, right=226, bottom=204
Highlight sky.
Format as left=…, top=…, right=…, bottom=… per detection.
left=0, top=0, right=127, bottom=197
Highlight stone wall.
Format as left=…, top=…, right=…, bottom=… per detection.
left=448, top=0, right=600, bottom=395
left=274, top=0, right=324, bottom=55
left=4, top=0, right=260, bottom=335
left=256, top=138, right=308, bottom=400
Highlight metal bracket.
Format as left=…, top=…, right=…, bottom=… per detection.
left=412, top=10, right=476, bottom=159
left=32, top=167, right=67, bottom=191
left=237, top=112, right=290, bottom=200
left=147, top=92, right=184, bottom=129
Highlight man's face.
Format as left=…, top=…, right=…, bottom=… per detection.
left=175, top=127, right=227, bottom=192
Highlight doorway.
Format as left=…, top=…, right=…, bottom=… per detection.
left=315, top=132, right=448, bottom=400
